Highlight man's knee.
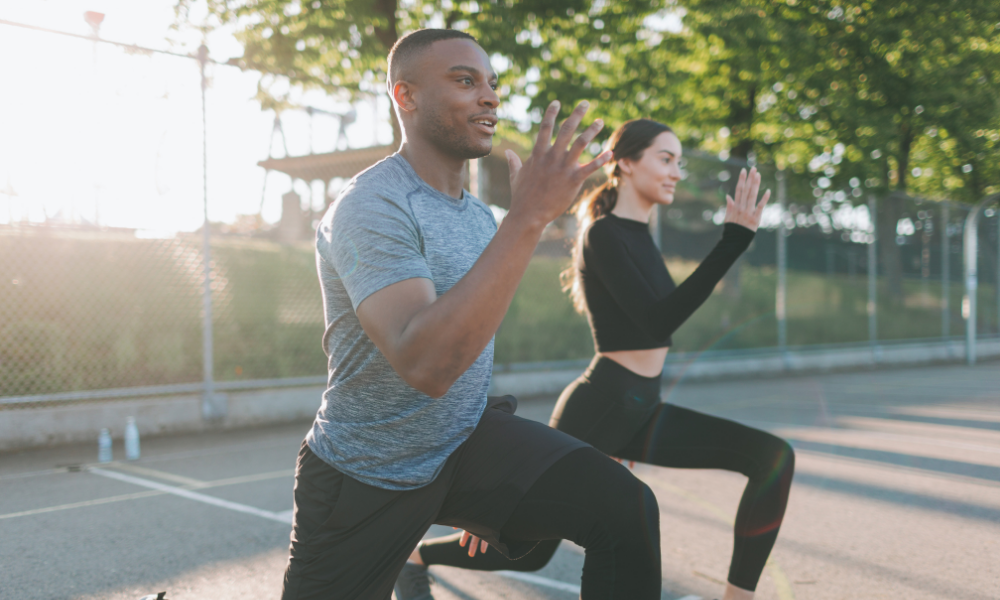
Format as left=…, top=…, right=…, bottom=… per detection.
left=587, top=462, right=660, bottom=556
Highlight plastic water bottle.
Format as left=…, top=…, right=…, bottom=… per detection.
left=124, top=417, right=140, bottom=461
left=98, top=428, right=113, bottom=463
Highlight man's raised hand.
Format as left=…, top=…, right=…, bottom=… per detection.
left=504, top=100, right=612, bottom=229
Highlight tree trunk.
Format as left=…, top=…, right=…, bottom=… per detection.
left=878, top=123, right=915, bottom=302
left=722, top=81, right=757, bottom=299
left=878, top=190, right=906, bottom=301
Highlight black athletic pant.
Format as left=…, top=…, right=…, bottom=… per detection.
left=420, top=357, right=795, bottom=592
left=282, top=407, right=661, bottom=600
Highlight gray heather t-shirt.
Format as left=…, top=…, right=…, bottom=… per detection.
left=306, top=153, right=498, bottom=491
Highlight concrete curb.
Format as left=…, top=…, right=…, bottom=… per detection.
left=0, top=387, right=324, bottom=452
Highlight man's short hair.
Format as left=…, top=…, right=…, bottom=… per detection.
left=387, top=29, right=478, bottom=92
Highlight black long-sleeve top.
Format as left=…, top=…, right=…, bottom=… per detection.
left=578, top=214, right=755, bottom=352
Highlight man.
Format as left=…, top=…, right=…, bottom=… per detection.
left=281, top=29, right=662, bottom=600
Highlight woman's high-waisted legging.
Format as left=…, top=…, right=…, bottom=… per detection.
left=420, top=356, right=795, bottom=592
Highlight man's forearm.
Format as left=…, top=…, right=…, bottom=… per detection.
left=394, top=211, right=545, bottom=397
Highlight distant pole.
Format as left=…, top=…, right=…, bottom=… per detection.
left=941, top=201, right=950, bottom=340
left=868, top=194, right=878, bottom=359
left=84, top=11, right=104, bottom=226
left=197, top=44, right=222, bottom=420
left=776, top=170, right=787, bottom=353
left=963, top=194, right=999, bottom=364
left=996, top=208, right=999, bottom=338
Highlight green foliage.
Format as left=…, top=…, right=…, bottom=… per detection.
left=210, top=238, right=327, bottom=381
left=494, top=256, right=593, bottom=363
left=772, top=0, right=1000, bottom=202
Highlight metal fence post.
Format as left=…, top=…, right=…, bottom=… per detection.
left=963, top=194, right=999, bottom=365
left=776, top=170, right=787, bottom=354
left=868, top=194, right=878, bottom=361
left=941, top=201, right=950, bottom=340
left=964, top=205, right=979, bottom=365
left=198, top=44, right=224, bottom=420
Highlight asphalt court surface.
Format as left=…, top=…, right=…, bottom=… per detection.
left=2, top=362, right=998, bottom=600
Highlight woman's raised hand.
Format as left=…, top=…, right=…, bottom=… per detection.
left=724, top=167, right=771, bottom=232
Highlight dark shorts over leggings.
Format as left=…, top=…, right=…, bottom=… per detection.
left=280, top=405, right=662, bottom=600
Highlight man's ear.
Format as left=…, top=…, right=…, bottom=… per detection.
left=392, top=80, right=417, bottom=114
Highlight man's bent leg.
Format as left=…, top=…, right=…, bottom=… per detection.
left=281, top=443, right=443, bottom=600
left=500, top=447, right=662, bottom=599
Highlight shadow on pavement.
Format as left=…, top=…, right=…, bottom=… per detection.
left=793, top=471, right=1000, bottom=523
left=786, top=438, right=1000, bottom=482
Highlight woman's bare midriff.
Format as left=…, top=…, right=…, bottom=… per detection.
left=600, top=347, right=669, bottom=378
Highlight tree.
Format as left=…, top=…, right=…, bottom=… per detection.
left=770, top=0, right=1000, bottom=298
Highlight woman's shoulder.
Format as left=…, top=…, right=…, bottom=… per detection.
left=584, top=214, right=639, bottom=248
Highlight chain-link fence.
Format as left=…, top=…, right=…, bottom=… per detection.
left=651, top=153, right=999, bottom=355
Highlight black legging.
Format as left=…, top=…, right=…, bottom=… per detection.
left=499, top=446, right=662, bottom=598
left=421, top=356, right=794, bottom=592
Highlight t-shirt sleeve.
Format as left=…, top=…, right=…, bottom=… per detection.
left=585, top=222, right=755, bottom=341
left=319, top=188, right=432, bottom=310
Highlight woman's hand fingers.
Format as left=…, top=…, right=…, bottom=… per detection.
left=755, top=189, right=772, bottom=218
left=747, top=168, right=762, bottom=213
left=735, top=168, right=749, bottom=208
left=724, top=167, right=770, bottom=232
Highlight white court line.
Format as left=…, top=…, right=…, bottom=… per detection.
left=496, top=572, right=701, bottom=600
left=0, top=490, right=164, bottom=520
left=90, top=468, right=292, bottom=524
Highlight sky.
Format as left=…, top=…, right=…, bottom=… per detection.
left=0, top=0, right=393, bottom=233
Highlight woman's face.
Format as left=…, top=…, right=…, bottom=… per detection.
left=619, top=131, right=683, bottom=206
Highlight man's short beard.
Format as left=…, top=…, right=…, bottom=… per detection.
left=421, top=104, right=492, bottom=160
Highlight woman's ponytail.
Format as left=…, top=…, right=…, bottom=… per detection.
left=561, top=176, right=619, bottom=313
left=560, top=119, right=673, bottom=314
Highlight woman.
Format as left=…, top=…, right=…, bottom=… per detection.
left=396, top=120, right=794, bottom=600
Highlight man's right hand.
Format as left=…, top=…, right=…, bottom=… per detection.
left=504, top=101, right=612, bottom=229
